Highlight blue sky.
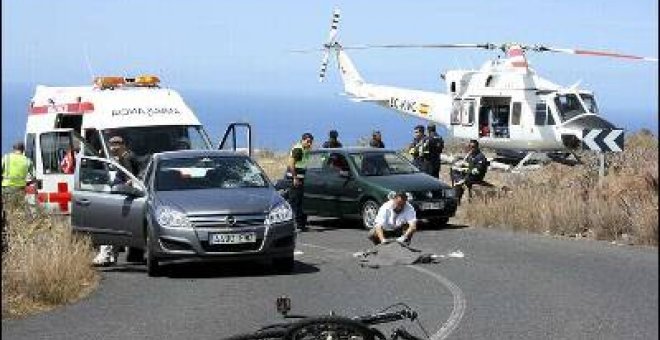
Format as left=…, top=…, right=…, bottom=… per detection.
left=2, top=0, right=658, bottom=150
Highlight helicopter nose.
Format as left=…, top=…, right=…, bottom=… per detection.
left=559, top=115, right=617, bottom=150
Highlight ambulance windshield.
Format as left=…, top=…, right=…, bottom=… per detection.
left=102, top=125, right=211, bottom=159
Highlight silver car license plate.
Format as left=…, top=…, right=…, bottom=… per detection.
left=209, top=232, right=257, bottom=245
left=420, top=201, right=443, bottom=210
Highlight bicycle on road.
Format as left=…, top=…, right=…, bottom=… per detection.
left=222, top=296, right=430, bottom=340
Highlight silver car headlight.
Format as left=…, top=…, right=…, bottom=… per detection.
left=156, top=206, right=192, bottom=228
left=265, top=201, right=293, bottom=225
left=387, top=191, right=414, bottom=201
left=443, top=188, right=456, bottom=198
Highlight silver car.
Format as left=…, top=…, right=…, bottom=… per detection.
left=72, top=150, right=296, bottom=276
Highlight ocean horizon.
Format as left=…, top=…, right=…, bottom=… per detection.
left=2, top=83, right=657, bottom=154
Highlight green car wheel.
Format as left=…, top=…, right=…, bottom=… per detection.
left=361, top=199, right=380, bottom=230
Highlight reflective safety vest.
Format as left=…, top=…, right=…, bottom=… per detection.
left=287, top=142, right=310, bottom=179
left=2, top=153, right=32, bottom=188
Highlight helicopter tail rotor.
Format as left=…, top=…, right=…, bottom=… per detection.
left=319, top=8, right=341, bottom=82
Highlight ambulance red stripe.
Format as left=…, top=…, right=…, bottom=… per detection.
left=29, top=102, right=94, bottom=115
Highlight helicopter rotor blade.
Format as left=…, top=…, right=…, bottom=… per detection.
left=532, top=45, right=658, bottom=62
left=318, top=8, right=341, bottom=82
left=339, top=43, right=497, bottom=50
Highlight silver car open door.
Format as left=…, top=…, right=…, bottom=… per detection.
left=218, top=122, right=252, bottom=157
left=71, top=155, right=147, bottom=248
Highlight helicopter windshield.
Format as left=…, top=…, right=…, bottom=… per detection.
left=579, top=93, right=599, bottom=114
left=553, top=93, right=595, bottom=121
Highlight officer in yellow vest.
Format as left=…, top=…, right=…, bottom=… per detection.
left=2, top=142, right=34, bottom=200
left=286, top=132, right=314, bottom=231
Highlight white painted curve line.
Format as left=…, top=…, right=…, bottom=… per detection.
left=407, top=265, right=466, bottom=340
left=299, top=242, right=466, bottom=340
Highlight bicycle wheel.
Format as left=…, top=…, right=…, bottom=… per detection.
left=284, top=316, right=376, bottom=340
left=222, top=328, right=287, bottom=340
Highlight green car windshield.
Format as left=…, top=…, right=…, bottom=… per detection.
left=156, top=156, right=268, bottom=191
left=350, top=152, right=419, bottom=176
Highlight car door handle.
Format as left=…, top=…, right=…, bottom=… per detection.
left=75, top=199, right=91, bottom=206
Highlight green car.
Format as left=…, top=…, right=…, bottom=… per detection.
left=301, top=147, right=458, bottom=229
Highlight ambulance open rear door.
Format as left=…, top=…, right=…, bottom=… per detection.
left=33, top=128, right=97, bottom=214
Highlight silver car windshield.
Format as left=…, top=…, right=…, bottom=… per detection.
left=350, top=152, right=419, bottom=176
left=155, top=156, right=268, bottom=191
left=102, top=125, right=211, bottom=157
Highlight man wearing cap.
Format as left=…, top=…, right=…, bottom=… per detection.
left=367, top=192, right=418, bottom=245
left=2, top=141, right=34, bottom=200
left=369, top=130, right=385, bottom=148
left=286, top=133, right=314, bottom=231
left=322, top=130, right=342, bottom=148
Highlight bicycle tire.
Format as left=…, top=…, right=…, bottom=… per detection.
left=222, top=328, right=287, bottom=340
left=284, top=316, right=376, bottom=340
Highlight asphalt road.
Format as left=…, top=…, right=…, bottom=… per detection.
left=3, top=220, right=658, bottom=340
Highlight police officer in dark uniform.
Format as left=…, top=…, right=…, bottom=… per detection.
left=426, top=124, right=444, bottom=178
left=408, top=125, right=432, bottom=175
left=287, top=132, right=314, bottom=231
left=451, top=139, right=489, bottom=203
left=322, top=130, right=342, bottom=148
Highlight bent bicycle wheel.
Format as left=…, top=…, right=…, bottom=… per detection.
left=284, top=316, right=376, bottom=340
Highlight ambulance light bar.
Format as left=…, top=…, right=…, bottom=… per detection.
left=93, top=75, right=160, bottom=89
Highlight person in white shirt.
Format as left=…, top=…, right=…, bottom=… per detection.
left=367, top=191, right=418, bottom=245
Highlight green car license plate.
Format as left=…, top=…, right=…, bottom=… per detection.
left=209, top=232, right=256, bottom=245
left=420, top=201, right=443, bottom=210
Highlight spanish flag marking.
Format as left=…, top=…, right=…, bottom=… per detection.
left=418, top=103, right=430, bottom=115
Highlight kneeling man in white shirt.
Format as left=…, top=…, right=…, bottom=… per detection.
left=368, top=191, right=418, bottom=245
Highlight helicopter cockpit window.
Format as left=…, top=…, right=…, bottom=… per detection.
left=579, top=94, right=599, bottom=114
left=554, top=94, right=586, bottom=121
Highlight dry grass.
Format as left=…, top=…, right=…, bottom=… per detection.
left=2, top=196, right=99, bottom=319
left=457, top=130, right=658, bottom=246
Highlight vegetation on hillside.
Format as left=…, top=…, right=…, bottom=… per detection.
left=2, top=198, right=98, bottom=319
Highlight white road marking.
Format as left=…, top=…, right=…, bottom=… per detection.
left=294, top=250, right=304, bottom=256
left=299, top=242, right=466, bottom=340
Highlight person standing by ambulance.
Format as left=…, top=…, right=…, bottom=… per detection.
left=93, top=135, right=141, bottom=266
left=2, top=142, right=34, bottom=201
left=286, top=133, right=314, bottom=232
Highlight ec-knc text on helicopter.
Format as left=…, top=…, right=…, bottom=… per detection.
left=302, top=9, right=658, bottom=169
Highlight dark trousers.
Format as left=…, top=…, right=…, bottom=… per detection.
left=287, top=180, right=306, bottom=229
left=429, top=162, right=441, bottom=179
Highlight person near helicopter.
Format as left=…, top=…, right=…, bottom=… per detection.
left=450, top=139, right=489, bottom=203
left=407, top=125, right=432, bottom=175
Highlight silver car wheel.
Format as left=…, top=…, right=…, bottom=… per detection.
left=361, top=200, right=379, bottom=230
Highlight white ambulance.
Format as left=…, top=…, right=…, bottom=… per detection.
left=24, top=75, right=250, bottom=214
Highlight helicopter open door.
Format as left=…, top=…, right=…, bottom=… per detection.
left=218, top=122, right=253, bottom=158
left=478, top=97, right=512, bottom=139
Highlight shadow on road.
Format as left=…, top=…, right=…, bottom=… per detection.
left=307, top=218, right=470, bottom=232
left=101, top=260, right=320, bottom=279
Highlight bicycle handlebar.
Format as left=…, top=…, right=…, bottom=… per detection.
left=355, top=309, right=418, bottom=325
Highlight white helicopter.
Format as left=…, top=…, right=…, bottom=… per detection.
left=310, top=9, right=657, bottom=168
